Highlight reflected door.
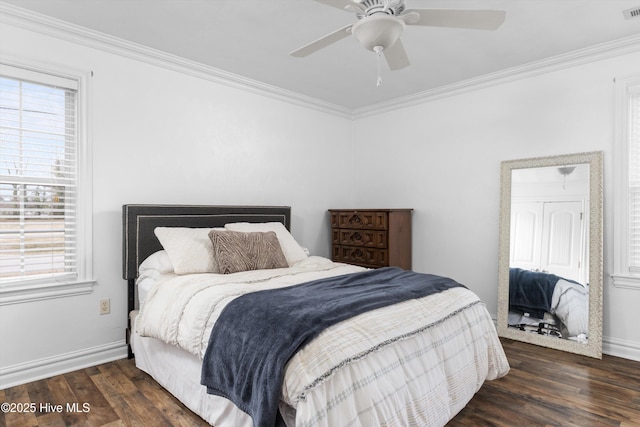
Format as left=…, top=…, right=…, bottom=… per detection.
left=510, top=202, right=543, bottom=271
left=511, top=201, right=584, bottom=282
left=540, top=201, right=584, bottom=282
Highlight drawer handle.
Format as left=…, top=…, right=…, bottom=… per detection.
left=350, top=232, right=363, bottom=243
left=350, top=248, right=364, bottom=259
left=347, top=214, right=362, bottom=225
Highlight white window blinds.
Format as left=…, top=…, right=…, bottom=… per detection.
left=630, top=90, right=640, bottom=272
left=0, top=66, right=79, bottom=284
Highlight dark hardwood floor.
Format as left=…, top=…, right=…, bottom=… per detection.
left=1, top=338, right=639, bottom=426
left=450, top=339, right=640, bottom=427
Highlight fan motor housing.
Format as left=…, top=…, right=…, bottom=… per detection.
left=352, top=14, right=405, bottom=51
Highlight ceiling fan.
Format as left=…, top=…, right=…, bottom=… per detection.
left=290, top=0, right=506, bottom=71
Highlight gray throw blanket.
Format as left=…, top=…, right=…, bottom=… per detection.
left=201, top=267, right=465, bottom=427
left=508, top=267, right=582, bottom=319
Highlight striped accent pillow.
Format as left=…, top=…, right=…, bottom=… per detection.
left=209, top=230, right=288, bottom=274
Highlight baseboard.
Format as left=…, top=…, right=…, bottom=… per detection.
left=0, top=340, right=128, bottom=390
left=602, top=336, right=640, bottom=362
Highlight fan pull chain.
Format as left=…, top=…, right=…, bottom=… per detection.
left=374, top=46, right=383, bottom=87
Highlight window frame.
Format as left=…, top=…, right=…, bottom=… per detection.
left=613, top=74, right=640, bottom=290
left=0, top=59, right=94, bottom=304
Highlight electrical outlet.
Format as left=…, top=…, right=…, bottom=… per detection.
left=99, top=298, right=110, bottom=315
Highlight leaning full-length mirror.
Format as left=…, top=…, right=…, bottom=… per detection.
left=497, top=152, right=603, bottom=358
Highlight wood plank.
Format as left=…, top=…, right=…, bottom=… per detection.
left=112, top=359, right=205, bottom=427
left=24, top=379, right=65, bottom=426
left=91, top=362, right=178, bottom=426
left=2, top=384, right=39, bottom=427
left=45, top=375, right=90, bottom=426
left=63, top=368, right=120, bottom=426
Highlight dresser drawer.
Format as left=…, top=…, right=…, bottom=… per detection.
left=332, top=229, right=387, bottom=248
left=332, top=245, right=388, bottom=267
left=331, top=211, right=388, bottom=230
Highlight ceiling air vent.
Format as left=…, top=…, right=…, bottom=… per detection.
left=623, top=6, right=640, bottom=19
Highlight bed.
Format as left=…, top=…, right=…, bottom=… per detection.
left=123, top=204, right=510, bottom=427
left=507, top=267, right=589, bottom=341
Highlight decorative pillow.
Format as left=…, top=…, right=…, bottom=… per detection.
left=138, top=250, right=174, bottom=275
left=208, top=230, right=288, bottom=274
left=224, top=222, right=308, bottom=266
left=154, top=227, right=225, bottom=274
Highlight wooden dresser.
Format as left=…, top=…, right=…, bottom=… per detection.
left=329, top=209, right=413, bottom=269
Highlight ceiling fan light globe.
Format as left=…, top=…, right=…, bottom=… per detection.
left=351, top=14, right=405, bottom=51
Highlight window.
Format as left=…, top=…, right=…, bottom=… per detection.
left=630, top=89, right=640, bottom=272
left=614, top=75, right=640, bottom=288
left=0, top=64, right=92, bottom=296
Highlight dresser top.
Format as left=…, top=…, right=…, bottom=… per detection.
left=328, top=209, right=413, bottom=212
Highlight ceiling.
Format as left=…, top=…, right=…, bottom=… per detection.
left=2, top=0, right=640, bottom=111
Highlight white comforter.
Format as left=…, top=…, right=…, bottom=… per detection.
left=552, top=279, right=589, bottom=338
left=136, top=256, right=510, bottom=426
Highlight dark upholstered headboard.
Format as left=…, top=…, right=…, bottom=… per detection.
left=122, top=204, right=291, bottom=357
left=122, top=204, right=291, bottom=280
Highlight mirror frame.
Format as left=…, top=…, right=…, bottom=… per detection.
left=497, top=151, right=603, bottom=358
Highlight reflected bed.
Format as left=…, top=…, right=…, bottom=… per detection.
left=507, top=268, right=588, bottom=341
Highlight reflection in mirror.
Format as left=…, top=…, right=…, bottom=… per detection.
left=497, top=152, right=603, bottom=358
left=509, top=164, right=589, bottom=341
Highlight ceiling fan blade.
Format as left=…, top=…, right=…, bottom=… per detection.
left=289, top=24, right=353, bottom=57
left=313, top=0, right=364, bottom=13
left=403, top=9, right=506, bottom=30
left=383, top=39, right=410, bottom=70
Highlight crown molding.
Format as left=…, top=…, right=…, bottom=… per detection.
left=353, top=33, right=640, bottom=118
left=3, top=2, right=640, bottom=121
left=0, top=3, right=353, bottom=119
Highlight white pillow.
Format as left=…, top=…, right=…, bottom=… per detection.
left=224, top=222, right=308, bottom=266
left=138, top=250, right=174, bottom=275
left=154, top=227, right=225, bottom=274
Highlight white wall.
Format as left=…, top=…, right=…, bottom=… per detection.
left=0, top=21, right=353, bottom=387
left=352, top=50, right=640, bottom=359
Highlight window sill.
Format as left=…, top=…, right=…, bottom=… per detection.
left=612, top=274, right=640, bottom=290
left=0, top=280, right=96, bottom=305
